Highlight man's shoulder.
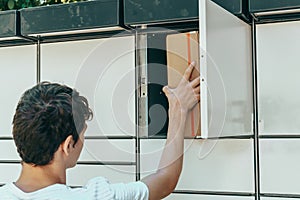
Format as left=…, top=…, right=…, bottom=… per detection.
left=0, top=179, right=148, bottom=200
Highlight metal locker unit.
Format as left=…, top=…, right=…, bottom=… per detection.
left=0, top=11, right=37, bottom=136
left=0, top=0, right=138, bottom=185
left=249, top=0, right=300, bottom=199
left=0, top=13, right=36, bottom=183
left=0, top=1, right=255, bottom=199
left=126, top=0, right=253, bottom=139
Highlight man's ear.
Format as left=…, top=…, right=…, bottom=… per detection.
left=62, top=135, right=74, bottom=156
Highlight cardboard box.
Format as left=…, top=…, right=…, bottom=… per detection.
left=166, top=31, right=200, bottom=137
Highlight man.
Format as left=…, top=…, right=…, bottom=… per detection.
left=0, top=62, right=200, bottom=200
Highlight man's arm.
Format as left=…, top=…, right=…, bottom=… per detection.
left=141, top=62, right=200, bottom=200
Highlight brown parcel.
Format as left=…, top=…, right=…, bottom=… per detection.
left=166, top=31, right=200, bottom=137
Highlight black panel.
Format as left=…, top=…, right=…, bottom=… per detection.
left=20, top=0, right=120, bottom=35
left=250, top=0, right=300, bottom=13
left=124, top=0, right=249, bottom=25
left=212, top=0, right=243, bottom=15
left=147, top=33, right=169, bottom=137
left=124, top=0, right=198, bottom=25
left=0, top=10, right=17, bottom=38
left=212, top=0, right=249, bottom=22
left=212, top=0, right=250, bottom=22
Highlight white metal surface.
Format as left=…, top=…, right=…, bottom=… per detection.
left=0, top=164, right=21, bottom=184
left=260, top=139, right=300, bottom=194
left=140, top=139, right=254, bottom=192
left=0, top=141, right=19, bottom=160
left=0, top=45, right=36, bottom=137
left=257, top=21, right=300, bottom=135
left=261, top=198, right=296, bottom=200
left=199, top=0, right=208, bottom=138
left=79, top=139, right=135, bottom=162
left=67, top=165, right=135, bottom=186
left=199, top=0, right=252, bottom=138
left=41, top=36, right=136, bottom=136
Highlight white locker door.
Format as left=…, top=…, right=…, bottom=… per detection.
left=260, top=139, right=300, bottom=195
left=257, top=21, right=300, bottom=135
left=199, top=0, right=253, bottom=138
left=0, top=45, right=36, bottom=137
left=67, top=165, right=135, bottom=186
left=140, top=139, right=254, bottom=193
left=41, top=36, right=136, bottom=137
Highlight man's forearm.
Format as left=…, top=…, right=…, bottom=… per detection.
left=158, top=104, right=187, bottom=173
left=142, top=104, right=188, bottom=200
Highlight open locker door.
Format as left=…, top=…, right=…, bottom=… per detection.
left=199, top=0, right=253, bottom=138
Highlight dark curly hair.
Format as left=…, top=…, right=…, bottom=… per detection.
left=12, top=82, right=93, bottom=166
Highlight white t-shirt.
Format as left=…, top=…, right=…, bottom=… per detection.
left=0, top=177, right=149, bottom=200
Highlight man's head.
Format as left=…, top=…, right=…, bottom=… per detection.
left=12, top=82, right=93, bottom=166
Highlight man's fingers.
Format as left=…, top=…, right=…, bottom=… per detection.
left=191, top=77, right=200, bottom=88
left=194, top=86, right=200, bottom=94
left=163, top=86, right=171, bottom=97
left=183, top=61, right=196, bottom=80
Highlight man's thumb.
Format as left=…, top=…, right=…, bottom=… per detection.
left=163, top=86, right=171, bottom=96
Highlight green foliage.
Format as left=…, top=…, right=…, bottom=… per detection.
left=0, top=0, right=86, bottom=11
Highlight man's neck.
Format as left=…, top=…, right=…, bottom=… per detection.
left=14, top=162, right=66, bottom=193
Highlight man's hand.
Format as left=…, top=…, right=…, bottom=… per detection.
left=163, top=61, right=200, bottom=113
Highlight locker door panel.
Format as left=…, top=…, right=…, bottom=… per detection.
left=0, top=164, right=21, bottom=184
left=200, top=0, right=252, bottom=138
left=41, top=36, right=136, bottom=137
left=67, top=165, right=135, bottom=186
left=79, top=139, right=135, bottom=162
left=257, top=21, right=300, bottom=135
left=0, top=141, right=19, bottom=160
left=260, top=139, right=300, bottom=194
left=261, top=197, right=300, bottom=200
left=0, top=45, right=36, bottom=137
left=140, top=139, right=254, bottom=192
